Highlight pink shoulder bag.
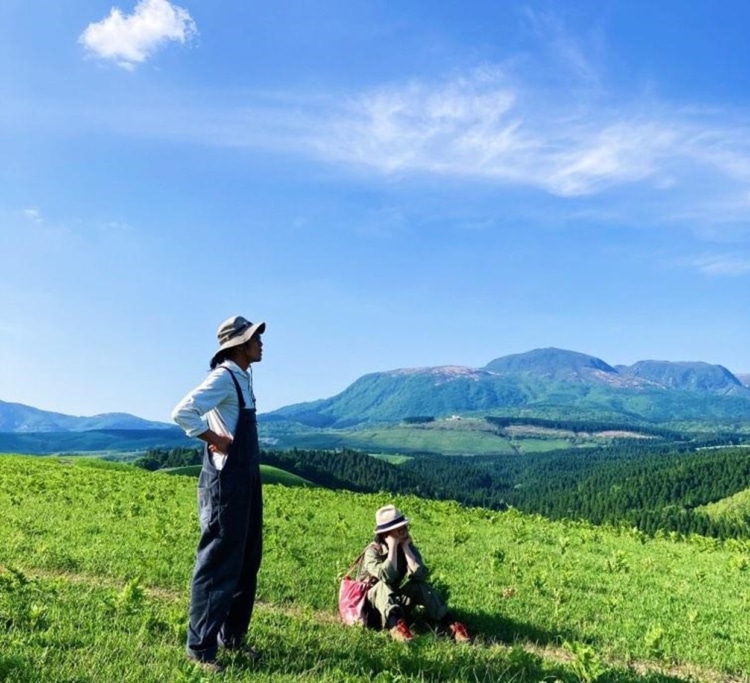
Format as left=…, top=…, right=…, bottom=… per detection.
left=338, top=548, right=369, bottom=626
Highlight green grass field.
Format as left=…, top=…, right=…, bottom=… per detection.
left=2, top=454, right=750, bottom=682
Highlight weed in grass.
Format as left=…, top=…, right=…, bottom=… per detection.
left=564, top=641, right=606, bottom=683
left=604, top=551, right=629, bottom=574
left=532, top=574, right=548, bottom=595
left=644, top=626, right=665, bottom=659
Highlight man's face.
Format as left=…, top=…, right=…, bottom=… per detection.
left=246, top=335, right=263, bottom=363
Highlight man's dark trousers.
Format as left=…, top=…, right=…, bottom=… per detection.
left=186, top=403, right=262, bottom=662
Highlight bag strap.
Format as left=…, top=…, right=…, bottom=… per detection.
left=344, top=542, right=380, bottom=578
left=345, top=550, right=366, bottom=578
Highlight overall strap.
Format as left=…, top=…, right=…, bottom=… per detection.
left=222, top=367, right=246, bottom=409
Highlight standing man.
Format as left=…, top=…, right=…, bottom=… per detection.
left=172, top=315, right=266, bottom=673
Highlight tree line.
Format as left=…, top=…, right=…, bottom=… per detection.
left=505, top=445, right=750, bottom=538
left=134, top=441, right=750, bottom=539
left=133, top=446, right=509, bottom=509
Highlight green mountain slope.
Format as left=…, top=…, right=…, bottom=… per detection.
left=621, top=360, right=745, bottom=393
left=266, top=368, right=529, bottom=427
left=484, top=347, right=618, bottom=377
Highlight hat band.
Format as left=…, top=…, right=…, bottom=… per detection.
left=375, top=515, right=406, bottom=533
left=220, top=321, right=251, bottom=344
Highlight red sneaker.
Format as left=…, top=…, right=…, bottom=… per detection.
left=449, top=621, right=471, bottom=643
left=389, top=619, right=414, bottom=642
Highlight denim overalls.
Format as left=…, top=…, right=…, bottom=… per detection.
left=186, top=369, right=263, bottom=661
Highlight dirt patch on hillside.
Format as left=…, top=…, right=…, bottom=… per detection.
left=503, top=425, right=575, bottom=438
left=595, top=430, right=655, bottom=439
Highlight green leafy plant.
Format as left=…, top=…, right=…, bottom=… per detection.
left=564, top=641, right=606, bottom=683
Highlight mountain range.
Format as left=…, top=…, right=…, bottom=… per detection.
left=265, top=348, right=750, bottom=428
left=0, top=400, right=172, bottom=433
left=1, top=349, right=749, bottom=440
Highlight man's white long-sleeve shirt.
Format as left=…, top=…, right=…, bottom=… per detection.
left=171, top=360, right=255, bottom=440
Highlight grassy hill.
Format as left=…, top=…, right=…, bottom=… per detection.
left=162, top=463, right=313, bottom=487
left=2, top=454, right=750, bottom=682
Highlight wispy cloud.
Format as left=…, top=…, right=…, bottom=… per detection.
left=303, top=74, right=723, bottom=201
left=691, top=254, right=750, bottom=276
left=79, top=0, right=197, bottom=70
left=686, top=127, right=750, bottom=183
left=310, top=71, right=530, bottom=181
left=16, top=68, right=750, bottom=220
left=520, top=7, right=603, bottom=85
left=22, top=208, right=43, bottom=223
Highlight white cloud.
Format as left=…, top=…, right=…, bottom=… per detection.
left=685, top=128, right=750, bottom=183
left=22, top=208, right=43, bottom=223
left=79, top=0, right=197, bottom=70
left=692, top=254, right=750, bottom=276
left=303, top=74, right=692, bottom=199
left=542, top=121, right=679, bottom=196
left=310, top=75, right=527, bottom=180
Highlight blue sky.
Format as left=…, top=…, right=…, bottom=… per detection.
left=1, top=0, right=749, bottom=422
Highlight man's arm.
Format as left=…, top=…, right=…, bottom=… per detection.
left=196, top=429, right=233, bottom=455
left=172, top=369, right=233, bottom=454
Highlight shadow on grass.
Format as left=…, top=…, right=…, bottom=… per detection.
left=437, top=608, right=578, bottom=647
left=0, top=655, right=31, bottom=680
left=257, top=636, right=694, bottom=683
left=241, top=611, right=698, bottom=683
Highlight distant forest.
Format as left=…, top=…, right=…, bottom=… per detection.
left=136, top=437, right=750, bottom=540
